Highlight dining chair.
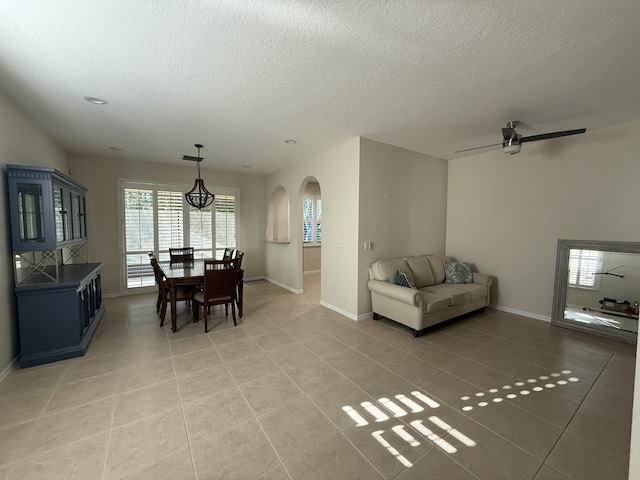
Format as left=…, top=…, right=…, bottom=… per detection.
left=169, top=247, right=195, bottom=263
left=150, top=256, right=194, bottom=326
left=222, top=247, right=234, bottom=259
left=192, top=258, right=240, bottom=332
left=148, top=252, right=162, bottom=313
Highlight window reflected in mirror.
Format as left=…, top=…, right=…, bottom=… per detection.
left=553, top=240, right=640, bottom=344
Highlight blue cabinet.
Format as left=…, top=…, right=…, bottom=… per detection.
left=15, top=263, right=105, bottom=368
left=6, top=165, right=103, bottom=368
left=6, top=165, right=87, bottom=252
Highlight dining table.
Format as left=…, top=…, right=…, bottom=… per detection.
left=158, top=259, right=244, bottom=332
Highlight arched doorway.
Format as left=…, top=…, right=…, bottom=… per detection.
left=300, top=177, right=321, bottom=299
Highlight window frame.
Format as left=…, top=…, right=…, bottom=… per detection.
left=117, top=179, right=239, bottom=294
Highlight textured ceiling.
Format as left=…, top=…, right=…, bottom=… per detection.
left=1, top=1, right=639, bottom=174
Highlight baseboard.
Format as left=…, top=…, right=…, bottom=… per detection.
left=265, top=277, right=303, bottom=294
left=357, top=312, right=373, bottom=321
left=304, top=270, right=321, bottom=274
left=0, top=356, right=19, bottom=383
left=319, top=301, right=358, bottom=321
left=489, top=304, right=551, bottom=323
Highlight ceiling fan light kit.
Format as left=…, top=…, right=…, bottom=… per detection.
left=455, top=120, right=586, bottom=155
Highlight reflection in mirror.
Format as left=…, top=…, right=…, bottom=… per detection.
left=552, top=239, right=640, bottom=344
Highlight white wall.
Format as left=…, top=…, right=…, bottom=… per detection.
left=445, top=119, right=640, bottom=479
left=446, top=119, right=640, bottom=318
left=264, top=138, right=360, bottom=314
left=68, top=155, right=266, bottom=295
left=358, top=138, right=448, bottom=316
left=0, top=88, right=69, bottom=374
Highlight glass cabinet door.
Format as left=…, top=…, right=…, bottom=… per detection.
left=71, top=191, right=86, bottom=239
left=17, top=183, right=45, bottom=243
left=53, top=184, right=65, bottom=243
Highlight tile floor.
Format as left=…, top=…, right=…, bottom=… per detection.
left=0, top=273, right=635, bottom=479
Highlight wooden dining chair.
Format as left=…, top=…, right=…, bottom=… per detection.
left=150, top=256, right=193, bottom=326
left=169, top=247, right=194, bottom=263
left=148, top=252, right=163, bottom=313
left=192, top=258, right=240, bottom=332
left=233, top=250, right=244, bottom=268
left=222, top=247, right=234, bottom=259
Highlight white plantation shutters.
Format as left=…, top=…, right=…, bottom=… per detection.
left=303, top=196, right=322, bottom=244
left=121, top=181, right=238, bottom=290
left=157, top=190, right=184, bottom=252
left=124, top=188, right=155, bottom=287
left=215, top=194, right=236, bottom=249
left=568, top=249, right=603, bottom=289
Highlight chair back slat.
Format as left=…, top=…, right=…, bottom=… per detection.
left=169, top=247, right=195, bottom=263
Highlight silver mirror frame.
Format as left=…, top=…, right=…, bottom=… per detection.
left=552, top=239, right=640, bottom=344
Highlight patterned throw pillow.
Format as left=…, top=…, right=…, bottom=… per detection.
left=443, top=261, right=473, bottom=284
left=394, top=270, right=414, bottom=288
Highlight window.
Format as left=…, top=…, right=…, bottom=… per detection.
left=303, top=195, right=322, bottom=244
left=568, top=249, right=603, bottom=289
left=120, top=181, right=238, bottom=291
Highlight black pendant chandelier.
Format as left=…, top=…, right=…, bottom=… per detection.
left=184, top=143, right=215, bottom=209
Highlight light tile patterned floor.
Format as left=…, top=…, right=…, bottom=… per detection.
left=0, top=273, right=635, bottom=479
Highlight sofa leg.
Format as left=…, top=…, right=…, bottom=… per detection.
left=478, top=307, right=486, bottom=313
left=372, top=313, right=380, bottom=320
left=412, top=329, right=421, bottom=337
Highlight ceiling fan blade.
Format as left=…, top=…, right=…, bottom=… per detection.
left=455, top=142, right=503, bottom=153
left=520, top=128, right=586, bottom=143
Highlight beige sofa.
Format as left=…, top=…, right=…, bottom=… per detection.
left=368, top=254, right=492, bottom=336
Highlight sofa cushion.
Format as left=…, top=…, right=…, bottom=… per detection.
left=422, top=284, right=471, bottom=306
left=394, top=270, right=415, bottom=289
left=444, top=261, right=473, bottom=284
left=370, top=259, right=416, bottom=286
left=448, top=283, right=487, bottom=300
left=427, top=255, right=451, bottom=284
left=405, top=256, right=435, bottom=288
left=418, top=291, right=450, bottom=313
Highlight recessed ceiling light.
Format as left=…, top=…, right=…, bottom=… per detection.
left=108, top=146, right=122, bottom=151
left=284, top=139, right=297, bottom=144
left=84, top=96, right=108, bottom=105
left=242, top=165, right=252, bottom=169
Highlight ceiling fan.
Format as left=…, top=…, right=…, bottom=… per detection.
left=455, top=121, right=586, bottom=155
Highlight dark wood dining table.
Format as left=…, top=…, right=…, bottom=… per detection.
left=158, top=260, right=244, bottom=332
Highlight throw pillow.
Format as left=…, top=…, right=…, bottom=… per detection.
left=444, top=261, right=473, bottom=284
left=394, top=270, right=415, bottom=289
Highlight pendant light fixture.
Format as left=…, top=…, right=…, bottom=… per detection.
left=184, top=143, right=215, bottom=209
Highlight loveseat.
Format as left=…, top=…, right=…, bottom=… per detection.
left=368, top=254, right=492, bottom=336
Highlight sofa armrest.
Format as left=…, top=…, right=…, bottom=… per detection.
left=472, top=272, right=492, bottom=287
left=368, top=279, right=420, bottom=306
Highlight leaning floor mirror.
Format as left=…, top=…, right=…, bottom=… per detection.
left=552, top=239, right=640, bottom=344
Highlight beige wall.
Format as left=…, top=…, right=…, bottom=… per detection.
left=265, top=138, right=361, bottom=313
left=303, top=246, right=321, bottom=272
left=67, top=155, right=266, bottom=295
left=446, top=119, right=640, bottom=319
left=0, top=88, right=69, bottom=373
left=358, top=138, right=448, bottom=316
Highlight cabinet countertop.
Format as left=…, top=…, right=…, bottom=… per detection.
left=15, top=263, right=102, bottom=293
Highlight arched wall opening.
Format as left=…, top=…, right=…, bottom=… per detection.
left=266, top=185, right=290, bottom=243
left=299, top=177, right=321, bottom=296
